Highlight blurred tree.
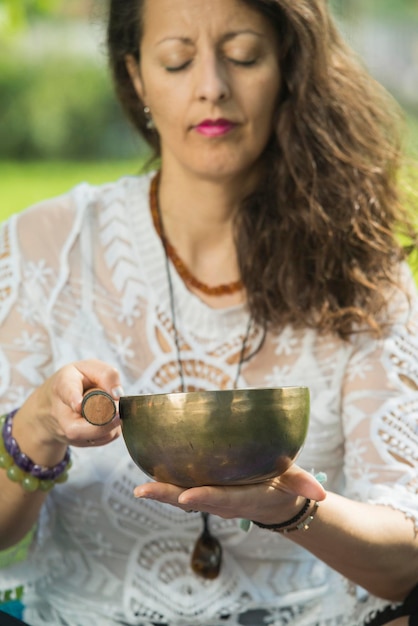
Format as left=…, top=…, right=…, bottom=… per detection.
left=330, top=0, right=364, bottom=21
left=330, top=0, right=418, bottom=19
left=0, top=0, right=62, bottom=33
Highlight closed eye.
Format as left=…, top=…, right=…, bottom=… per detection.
left=165, top=60, right=192, bottom=72
left=228, top=58, right=257, bottom=67
left=165, top=57, right=257, bottom=72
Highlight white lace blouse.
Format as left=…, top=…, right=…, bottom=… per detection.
left=0, top=172, right=417, bottom=626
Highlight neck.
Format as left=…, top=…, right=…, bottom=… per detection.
left=150, top=171, right=245, bottom=306
left=157, top=155, right=264, bottom=228
left=159, top=171, right=249, bottom=232
left=155, top=168, right=251, bottom=305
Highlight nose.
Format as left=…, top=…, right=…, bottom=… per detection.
left=194, top=52, right=230, bottom=102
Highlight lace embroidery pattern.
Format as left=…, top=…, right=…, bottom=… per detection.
left=0, top=221, right=21, bottom=408
left=0, top=221, right=15, bottom=312
left=0, top=177, right=416, bottom=626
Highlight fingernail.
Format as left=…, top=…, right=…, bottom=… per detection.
left=71, top=395, right=83, bottom=412
left=134, top=488, right=154, bottom=499
left=240, top=518, right=252, bottom=532
left=178, top=496, right=196, bottom=507
left=112, top=386, right=124, bottom=399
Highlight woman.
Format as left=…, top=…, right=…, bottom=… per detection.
left=0, top=0, right=417, bottom=624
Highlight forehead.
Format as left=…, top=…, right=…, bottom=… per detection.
left=140, top=0, right=276, bottom=42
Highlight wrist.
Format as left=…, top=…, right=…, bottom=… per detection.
left=252, top=498, right=319, bottom=533
left=0, top=411, right=71, bottom=492
left=253, top=494, right=306, bottom=527
left=13, top=394, right=68, bottom=465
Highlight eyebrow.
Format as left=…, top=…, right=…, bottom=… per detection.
left=156, top=29, right=264, bottom=47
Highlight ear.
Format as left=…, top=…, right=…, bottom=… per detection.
left=125, top=54, right=146, bottom=101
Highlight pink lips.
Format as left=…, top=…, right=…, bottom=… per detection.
left=195, top=119, right=236, bottom=137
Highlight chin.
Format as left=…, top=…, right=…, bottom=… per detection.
left=187, top=158, right=257, bottom=182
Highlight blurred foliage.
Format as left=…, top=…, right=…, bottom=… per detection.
left=2, top=0, right=417, bottom=25
left=0, top=57, right=144, bottom=160
left=330, top=0, right=418, bottom=19
left=0, top=0, right=416, bottom=161
left=0, top=0, right=62, bottom=34
left=405, top=110, right=418, bottom=158
left=0, top=0, right=103, bottom=33
left=364, top=0, right=418, bottom=19
left=0, top=0, right=146, bottom=160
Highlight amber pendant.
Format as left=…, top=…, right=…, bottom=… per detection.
left=190, top=512, right=222, bottom=579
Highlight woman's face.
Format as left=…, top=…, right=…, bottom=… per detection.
left=127, top=0, right=281, bottom=183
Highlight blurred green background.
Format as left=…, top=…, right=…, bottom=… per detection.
left=0, top=0, right=417, bottom=218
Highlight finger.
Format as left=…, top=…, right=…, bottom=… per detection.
left=175, top=471, right=326, bottom=522
left=134, top=481, right=186, bottom=505
left=63, top=414, right=122, bottom=446
left=68, top=359, right=124, bottom=413
left=177, top=467, right=326, bottom=509
left=42, top=400, right=120, bottom=448
left=273, top=465, right=327, bottom=501
left=81, top=427, right=122, bottom=448
left=133, top=466, right=327, bottom=521
left=47, top=361, right=123, bottom=442
left=135, top=482, right=231, bottom=516
left=177, top=484, right=253, bottom=516
left=48, top=360, right=122, bottom=416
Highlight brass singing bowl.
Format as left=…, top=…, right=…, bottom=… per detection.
left=118, top=387, right=310, bottom=488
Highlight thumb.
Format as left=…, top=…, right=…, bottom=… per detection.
left=277, top=465, right=327, bottom=501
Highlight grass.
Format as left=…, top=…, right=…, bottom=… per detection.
left=0, top=159, right=146, bottom=221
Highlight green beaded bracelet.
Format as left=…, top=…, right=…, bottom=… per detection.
left=0, top=412, right=72, bottom=492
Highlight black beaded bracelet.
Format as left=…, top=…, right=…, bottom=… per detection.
left=252, top=498, right=311, bottom=531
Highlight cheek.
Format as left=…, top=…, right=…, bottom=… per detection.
left=146, top=85, right=185, bottom=127
left=251, top=90, right=278, bottom=135
left=249, top=72, right=280, bottom=123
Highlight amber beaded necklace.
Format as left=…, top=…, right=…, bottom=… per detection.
left=150, top=171, right=244, bottom=297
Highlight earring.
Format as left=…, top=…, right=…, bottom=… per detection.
left=144, top=105, right=155, bottom=130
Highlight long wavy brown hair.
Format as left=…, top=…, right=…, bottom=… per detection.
left=107, top=0, right=417, bottom=338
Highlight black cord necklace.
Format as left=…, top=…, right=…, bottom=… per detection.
left=155, top=178, right=266, bottom=579
left=162, top=230, right=266, bottom=391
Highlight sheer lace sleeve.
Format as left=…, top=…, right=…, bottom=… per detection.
left=0, top=191, right=87, bottom=414
left=342, top=266, right=418, bottom=530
